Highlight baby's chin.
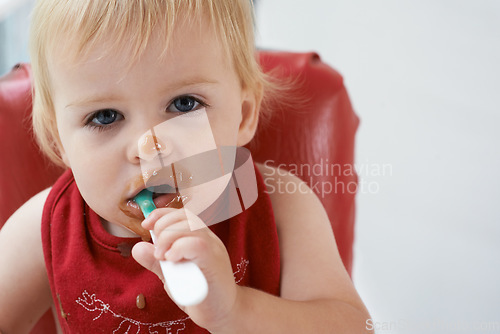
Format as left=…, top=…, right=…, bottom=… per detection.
left=100, top=217, right=151, bottom=242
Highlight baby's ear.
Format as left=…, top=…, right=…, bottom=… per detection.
left=236, top=86, right=263, bottom=146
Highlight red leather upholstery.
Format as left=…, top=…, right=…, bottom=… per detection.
left=0, top=64, right=65, bottom=226
left=0, top=64, right=62, bottom=334
left=0, top=51, right=358, bottom=333
left=254, top=51, right=359, bottom=275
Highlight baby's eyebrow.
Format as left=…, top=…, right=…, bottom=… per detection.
left=65, top=95, right=121, bottom=109
left=163, top=77, right=220, bottom=92
left=65, top=77, right=219, bottom=109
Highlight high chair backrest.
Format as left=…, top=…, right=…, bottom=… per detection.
left=254, top=51, right=359, bottom=275
left=0, top=51, right=359, bottom=333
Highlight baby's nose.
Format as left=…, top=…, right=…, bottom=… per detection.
left=138, top=133, right=172, bottom=161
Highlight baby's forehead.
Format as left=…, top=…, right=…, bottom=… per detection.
left=49, top=13, right=231, bottom=75
left=47, top=17, right=241, bottom=108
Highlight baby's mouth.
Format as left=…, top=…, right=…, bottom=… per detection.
left=122, top=184, right=188, bottom=221
left=146, top=184, right=187, bottom=211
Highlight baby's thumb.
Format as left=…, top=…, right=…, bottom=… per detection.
left=132, top=242, right=164, bottom=282
left=131, top=241, right=184, bottom=309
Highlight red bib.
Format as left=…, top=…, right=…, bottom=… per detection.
left=42, top=164, right=280, bottom=333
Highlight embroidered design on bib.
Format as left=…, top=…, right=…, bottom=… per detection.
left=76, top=290, right=188, bottom=333
left=233, top=258, right=249, bottom=284
left=75, top=258, right=249, bottom=333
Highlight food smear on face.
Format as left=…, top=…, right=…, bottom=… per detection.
left=117, top=190, right=187, bottom=241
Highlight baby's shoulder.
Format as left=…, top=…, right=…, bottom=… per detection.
left=3, top=187, right=51, bottom=234
left=255, top=163, right=327, bottom=229
left=256, top=162, right=310, bottom=194
left=14, top=187, right=51, bottom=220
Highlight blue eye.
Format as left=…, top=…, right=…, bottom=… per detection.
left=93, top=109, right=119, bottom=125
left=86, top=109, right=123, bottom=131
left=168, top=96, right=206, bottom=113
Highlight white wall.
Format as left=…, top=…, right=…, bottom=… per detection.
left=256, top=1, right=500, bottom=333
left=0, top=0, right=34, bottom=75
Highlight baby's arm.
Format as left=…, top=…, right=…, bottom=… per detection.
left=134, top=164, right=372, bottom=333
left=0, top=189, right=53, bottom=334
left=212, top=165, right=372, bottom=333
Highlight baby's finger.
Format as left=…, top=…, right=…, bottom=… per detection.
left=165, top=235, right=210, bottom=264
left=131, top=242, right=164, bottom=282
left=153, top=221, right=204, bottom=259
left=131, top=242, right=186, bottom=306
left=152, top=212, right=190, bottom=237
left=141, top=207, right=177, bottom=229
left=182, top=206, right=209, bottom=231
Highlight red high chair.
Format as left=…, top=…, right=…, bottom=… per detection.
left=0, top=51, right=359, bottom=333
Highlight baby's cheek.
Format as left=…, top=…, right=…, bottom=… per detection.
left=211, top=125, right=239, bottom=147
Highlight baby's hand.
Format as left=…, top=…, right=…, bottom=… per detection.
left=132, top=207, right=238, bottom=330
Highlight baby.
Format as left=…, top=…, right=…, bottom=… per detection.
left=0, top=0, right=372, bottom=333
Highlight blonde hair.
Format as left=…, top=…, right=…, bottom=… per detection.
left=30, top=0, right=269, bottom=167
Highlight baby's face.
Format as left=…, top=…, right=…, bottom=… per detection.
left=49, top=19, right=256, bottom=238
